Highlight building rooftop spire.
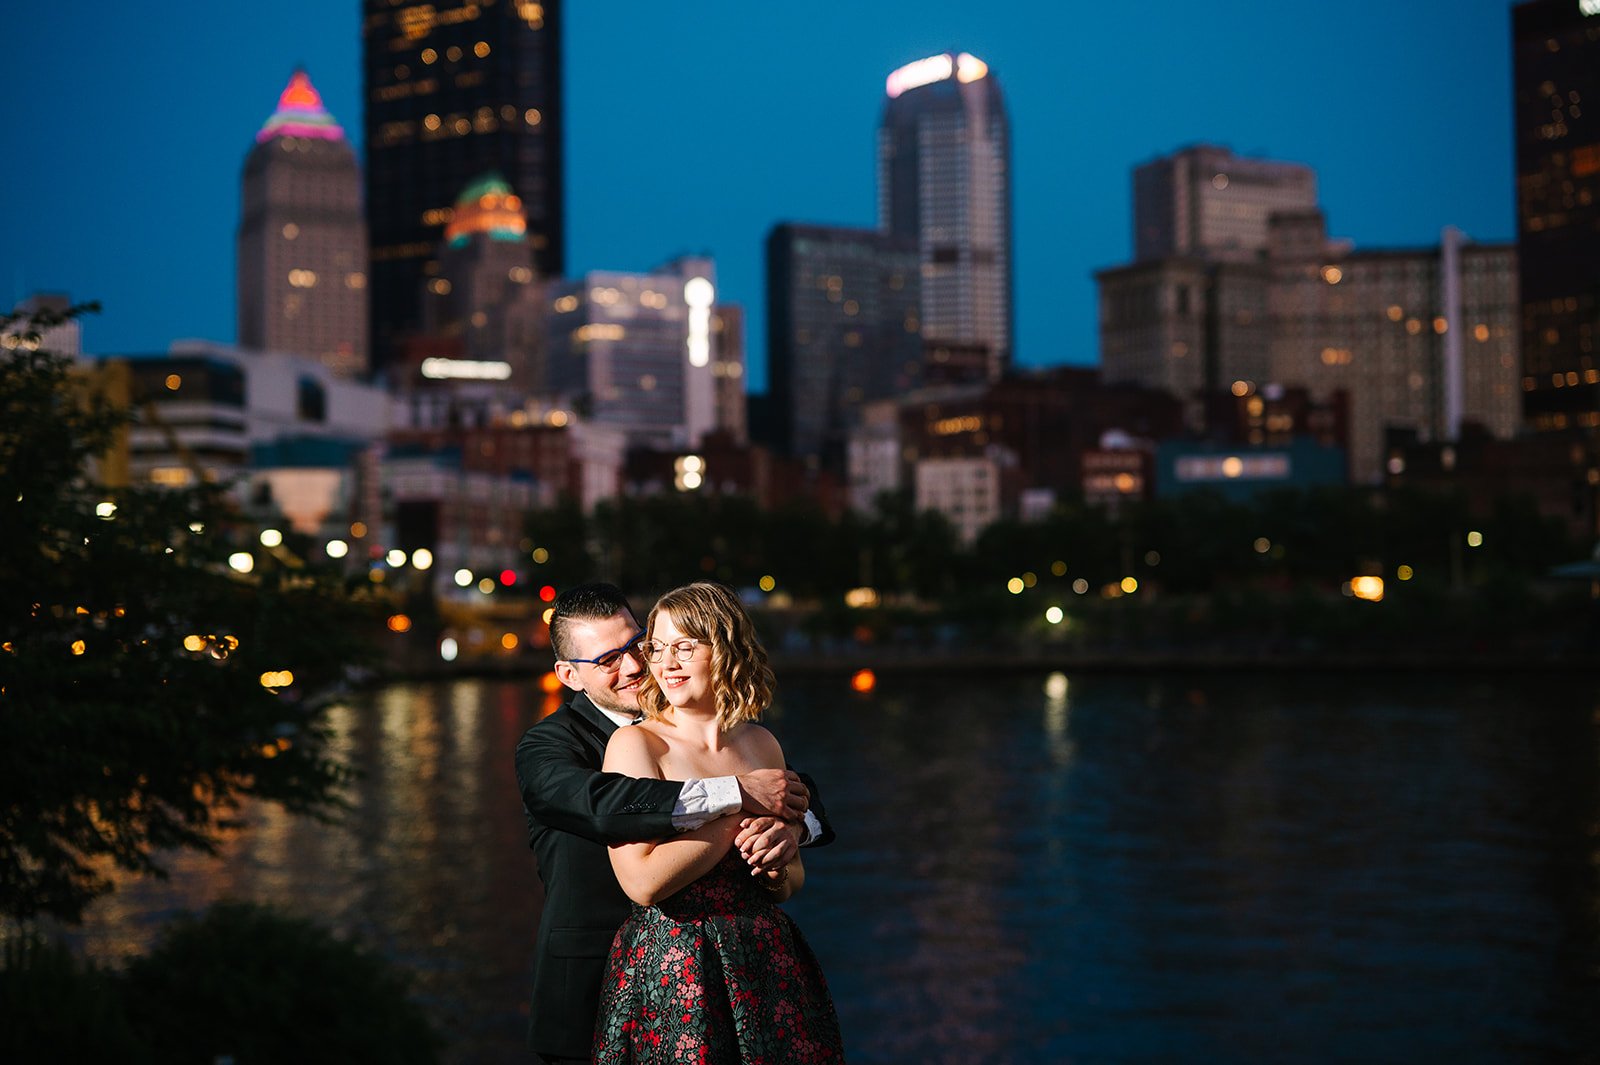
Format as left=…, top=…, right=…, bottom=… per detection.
left=256, top=68, right=346, bottom=144
left=445, top=173, right=527, bottom=246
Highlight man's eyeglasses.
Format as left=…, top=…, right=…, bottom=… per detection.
left=636, top=638, right=705, bottom=664
left=563, top=630, right=645, bottom=673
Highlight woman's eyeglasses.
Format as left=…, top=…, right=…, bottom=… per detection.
left=636, top=638, right=705, bottom=664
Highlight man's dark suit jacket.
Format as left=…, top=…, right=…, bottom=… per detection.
left=513, top=692, right=832, bottom=1060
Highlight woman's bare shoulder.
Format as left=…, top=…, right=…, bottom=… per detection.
left=731, top=722, right=784, bottom=767
left=603, top=721, right=670, bottom=772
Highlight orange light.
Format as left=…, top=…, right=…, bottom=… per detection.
left=501, top=632, right=520, bottom=650
left=387, top=613, right=413, bottom=633
left=1351, top=575, right=1385, bottom=602
left=539, top=671, right=564, bottom=694
left=850, top=669, right=877, bottom=693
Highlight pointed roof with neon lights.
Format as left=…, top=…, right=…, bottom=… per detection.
left=256, top=68, right=347, bottom=144
left=445, top=173, right=528, bottom=247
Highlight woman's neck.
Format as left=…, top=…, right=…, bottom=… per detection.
left=659, top=704, right=730, bottom=752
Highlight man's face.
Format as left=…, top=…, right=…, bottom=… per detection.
left=553, top=610, right=647, bottom=713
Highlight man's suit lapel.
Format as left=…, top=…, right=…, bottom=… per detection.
left=567, top=692, right=622, bottom=753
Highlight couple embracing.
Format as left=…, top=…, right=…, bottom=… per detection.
left=514, top=581, right=845, bottom=1064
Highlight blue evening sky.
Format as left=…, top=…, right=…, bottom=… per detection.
left=4, top=1, right=1516, bottom=392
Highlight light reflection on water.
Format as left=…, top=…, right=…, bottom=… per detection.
left=64, top=671, right=1600, bottom=1065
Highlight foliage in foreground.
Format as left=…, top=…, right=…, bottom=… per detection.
left=0, top=305, right=374, bottom=924
left=0, top=902, right=440, bottom=1064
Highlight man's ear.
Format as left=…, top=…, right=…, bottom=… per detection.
left=553, top=661, right=585, bottom=693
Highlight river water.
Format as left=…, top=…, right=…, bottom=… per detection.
left=73, top=671, right=1600, bottom=1064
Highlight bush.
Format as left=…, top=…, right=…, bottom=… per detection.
left=0, top=934, right=146, bottom=1063
left=120, top=902, right=439, bottom=1065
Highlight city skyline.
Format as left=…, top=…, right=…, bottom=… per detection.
left=6, top=1, right=1517, bottom=391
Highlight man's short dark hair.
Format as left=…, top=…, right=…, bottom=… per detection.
left=549, top=582, right=635, bottom=660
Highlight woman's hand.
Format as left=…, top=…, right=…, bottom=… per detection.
left=735, top=816, right=802, bottom=875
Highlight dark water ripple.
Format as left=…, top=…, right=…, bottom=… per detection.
left=64, top=672, right=1600, bottom=1065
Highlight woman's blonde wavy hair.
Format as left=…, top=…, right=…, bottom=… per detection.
left=636, top=582, right=775, bottom=730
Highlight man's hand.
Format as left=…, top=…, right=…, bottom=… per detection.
left=736, top=768, right=808, bottom=820
left=735, top=816, right=802, bottom=876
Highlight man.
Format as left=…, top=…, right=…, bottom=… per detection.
left=514, top=583, right=832, bottom=1064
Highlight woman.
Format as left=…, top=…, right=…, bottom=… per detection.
left=593, top=582, right=844, bottom=1065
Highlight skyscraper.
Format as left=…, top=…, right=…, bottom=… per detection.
left=1132, top=145, right=1317, bottom=263
left=415, top=173, right=543, bottom=389
left=1100, top=157, right=1520, bottom=484
left=879, top=52, right=1012, bottom=382
left=544, top=258, right=718, bottom=450
left=237, top=69, right=368, bottom=377
left=1512, top=0, right=1600, bottom=432
left=765, top=223, right=921, bottom=466
left=362, top=0, right=562, bottom=371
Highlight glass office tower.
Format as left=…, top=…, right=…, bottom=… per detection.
left=879, top=52, right=1012, bottom=383
left=1513, top=0, right=1600, bottom=431
left=362, top=0, right=563, bottom=372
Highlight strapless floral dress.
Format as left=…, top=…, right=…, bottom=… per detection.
left=592, top=849, right=845, bottom=1064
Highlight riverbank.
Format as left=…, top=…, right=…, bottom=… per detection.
left=376, top=642, right=1600, bottom=682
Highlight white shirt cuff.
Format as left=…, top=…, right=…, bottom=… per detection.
left=670, top=775, right=744, bottom=830
left=799, top=809, right=821, bottom=846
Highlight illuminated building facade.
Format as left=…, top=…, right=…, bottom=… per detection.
left=101, top=341, right=393, bottom=500
left=362, top=0, right=562, bottom=370
left=915, top=456, right=1002, bottom=545
left=845, top=369, right=1184, bottom=523
left=710, top=304, right=749, bottom=446
left=1097, top=254, right=1272, bottom=401
left=879, top=52, right=1012, bottom=382
left=765, top=223, right=921, bottom=466
left=1267, top=225, right=1519, bottom=484
left=543, top=258, right=718, bottom=449
left=1513, top=0, right=1600, bottom=431
left=238, top=69, right=368, bottom=377
left=415, top=173, right=543, bottom=390
left=1133, top=145, right=1318, bottom=263
left=1101, top=165, right=1520, bottom=484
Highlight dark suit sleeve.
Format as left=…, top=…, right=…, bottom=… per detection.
left=515, top=722, right=681, bottom=847
left=794, top=768, right=835, bottom=849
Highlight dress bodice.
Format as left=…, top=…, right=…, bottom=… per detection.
left=651, top=847, right=773, bottom=922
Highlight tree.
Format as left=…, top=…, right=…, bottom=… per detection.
left=0, top=305, right=374, bottom=924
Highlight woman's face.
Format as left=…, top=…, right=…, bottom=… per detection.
left=648, top=609, right=714, bottom=713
